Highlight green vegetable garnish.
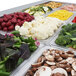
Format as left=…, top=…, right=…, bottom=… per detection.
left=23, top=5, right=52, bottom=16
left=11, top=30, right=20, bottom=35
left=0, top=31, right=38, bottom=75
left=55, top=23, right=76, bottom=49
left=17, top=58, right=24, bottom=66
left=0, top=71, right=10, bottom=76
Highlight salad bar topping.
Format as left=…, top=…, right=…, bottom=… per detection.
left=15, top=16, right=63, bottom=39
left=72, top=16, right=76, bottom=23
left=0, top=1, right=76, bottom=76
left=34, top=66, right=52, bottom=76
left=55, top=23, right=76, bottom=49
left=0, top=31, right=38, bottom=75
left=44, top=2, right=62, bottom=9
left=48, top=10, right=73, bottom=21
left=61, top=4, right=76, bottom=11
left=0, top=12, right=34, bottom=31
left=24, top=5, right=52, bottom=16
left=11, top=31, right=39, bottom=52
left=25, top=49, right=76, bottom=76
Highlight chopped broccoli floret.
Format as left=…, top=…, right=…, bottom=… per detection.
left=55, top=23, right=76, bottom=49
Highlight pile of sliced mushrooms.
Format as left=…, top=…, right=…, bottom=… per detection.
left=25, top=49, right=76, bottom=76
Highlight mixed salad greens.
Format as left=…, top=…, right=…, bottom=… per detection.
left=23, top=5, right=52, bottom=16
left=0, top=31, right=39, bottom=76
left=55, top=23, right=76, bottom=49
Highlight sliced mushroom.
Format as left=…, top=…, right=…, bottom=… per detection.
left=59, top=50, right=65, bottom=55
left=56, top=57, right=63, bottom=62
left=66, top=67, right=71, bottom=73
left=66, top=57, right=75, bottom=64
left=43, top=51, right=50, bottom=56
left=66, top=63, right=71, bottom=68
left=59, top=60, right=67, bottom=64
left=37, top=56, right=46, bottom=63
left=43, top=63, right=49, bottom=66
left=46, top=61, right=56, bottom=66
left=45, top=55, right=54, bottom=62
left=66, top=51, right=74, bottom=55
left=52, top=68, right=68, bottom=76
left=55, top=54, right=60, bottom=59
left=34, top=66, right=52, bottom=76
left=72, top=61, right=76, bottom=71
left=27, top=70, right=34, bottom=76
left=31, top=68, right=38, bottom=72
left=67, top=54, right=74, bottom=57
left=32, top=59, right=44, bottom=67
left=50, top=51, right=56, bottom=55
left=60, top=53, right=68, bottom=59
left=52, top=73, right=65, bottom=76
left=55, top=50, right=61, bottom=54
left=50, top=66, right=57, bottom=70
left=32, top=62, right=42, bottom=67
left=56, top=63, right=67, bottom=68
left=71, top=70, right=76, bottom=76
left=37, top=56, right=43, bottom=63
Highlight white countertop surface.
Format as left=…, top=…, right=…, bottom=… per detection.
left=0, top=0, right=76, bottom=12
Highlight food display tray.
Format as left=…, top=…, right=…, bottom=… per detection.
left=41, top=11, right=75, bottom=44
left=0, top=0, right=75, bottom=45
left=10, top=45, right=76, bottom=76
left=43, top=1, right=76, bottom=46
left=36, top=12, right=75, bottom=44
left=0, top=0, right=76, bottom=76
left=48, top=13, right=76, bottom=48
left=0, top=0, right=51, bottom=35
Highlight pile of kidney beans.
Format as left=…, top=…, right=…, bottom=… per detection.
left=0, top=12, right=34, bottom=31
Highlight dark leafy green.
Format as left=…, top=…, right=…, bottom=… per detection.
left=12, top=31, right=38, bottom=52
left=17, top=58, right=24, bottom=66
left=24, top=37, right=37, bottom=52
left=0, top=71, right=10, bottom=76
left=0, top=32, right=38, bottom=76
left=19, top=44, right=31, bottom=59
